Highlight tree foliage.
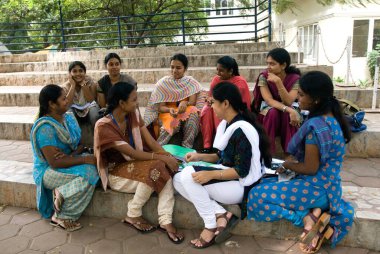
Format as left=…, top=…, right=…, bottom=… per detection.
left=0, top=0, right=252, bottom=51
left=272, top=0, right=379, bottom=14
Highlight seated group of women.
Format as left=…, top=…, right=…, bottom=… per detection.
left=31, top=48, right=354, bottom=252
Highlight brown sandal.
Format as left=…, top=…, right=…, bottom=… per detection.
left=122, top=217, right=156, bottom=234
left=191, top=228, right=217, bottom=249
left=215, top=212, right=239, bottom=244
left=158, top=225, right=184, bottom=244
left=300, top=212, right=331, bottom=244
left=50, top=219, right=82, bottom=232
left=300, top=226, right=334, bottom=253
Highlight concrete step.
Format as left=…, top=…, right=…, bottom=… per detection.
left=0, top=53, right=47, bottom=64
left=0, top=106, right=379, bottom=158
left=45, top=42, right=281, bottom=62
left=0, top=65, right=332, bottom=86
left=0, top=52, right=303, bottom=73
left=0, top=42, right=280, bottom=64
left=0, top=159, right=379, bottom=250
left=1, top=85, right=379, bottom=110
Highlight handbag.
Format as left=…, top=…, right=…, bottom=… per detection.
left=339, top=99, right=367, bottom=133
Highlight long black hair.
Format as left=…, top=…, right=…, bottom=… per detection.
left=38, top=84, right=63, bottom=118
left=299, top=71, right=351, bottom=143
left=68, top=61, right=86, bottom=73
left=170, top=53, right=188, bottom=70
left=217, top=56, right=240, bottom=76
left=212, top=82, right=272, bottom=167
left=267, top=48, right=300, bottom=75
left=105, top=81, right=136, bottom=115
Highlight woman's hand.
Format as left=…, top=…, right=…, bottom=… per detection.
left=68, top=74, right=77, bottom=87
left=267, top=73, right=282, bottom=85
left=289, top=108, right=301, bottom=127
left=83, top=155, right=97, bottom=165
left=160, top=155, right=179, bottom=173
left=185, top=152, right=201, bottom=162
left=177, top=101, right=187, bottom=114
left=191, top=171, right=214, bottom=184
left=169, top=108, right=178, bottom=118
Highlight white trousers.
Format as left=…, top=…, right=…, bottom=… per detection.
left=173, top=166, right=244, bottom=228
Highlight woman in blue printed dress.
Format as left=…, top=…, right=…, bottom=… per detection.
left=247, top=71, right=354, bottom=253
left=31, top=84, right=99, bottom=232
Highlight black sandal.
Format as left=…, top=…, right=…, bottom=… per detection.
left=158, top=226, right=184, bottom=244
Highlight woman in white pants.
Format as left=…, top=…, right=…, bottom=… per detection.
left=173, top=82, right=272, bottom=249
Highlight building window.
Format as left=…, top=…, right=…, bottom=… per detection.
left=374, top=19, right=380, bottom=49
left=352, top=19, right=380, bottom=57
left=205, top=0, right=234, bottom=16
left=352, top=20, right=369, bottom=57
left=298, top=23, right=318, bottom=62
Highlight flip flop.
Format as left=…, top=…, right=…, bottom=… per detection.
left=158, top=226, right=184, bottom=244
left=50, top=219, right=82, bottom=232
left=191, top=228, right=217, bottom=249
left=215, top=213, right=239, bottom=244
left=122, top=219, right=156, bottom=234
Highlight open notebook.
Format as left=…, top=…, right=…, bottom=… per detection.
left=162, top=144, right=217, bottom=169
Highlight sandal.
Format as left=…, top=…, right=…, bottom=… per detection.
left=215, top=212, right=239, bottom=244
left=191, top=228, right=217, bottom=249
left=122, top=217, right=156, bottom=234
left=300, top=226, right=334, bottom=254
left=300, top=212, right=331, bottom=244
left=50, top=219, right=82, bottom=232
left=158, top=225, right=184, bottom=244
left=53, top=189, right=64, bottom=214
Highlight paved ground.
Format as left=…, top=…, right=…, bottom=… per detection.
left=0, top=206, right=378, bottom=254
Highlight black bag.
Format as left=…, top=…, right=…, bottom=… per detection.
left=339, top=99, right=367, bottom=133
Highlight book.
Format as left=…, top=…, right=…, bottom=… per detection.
left=162, top=144, right=217, bottom=169
left=264, top=158, right=296, bottom=182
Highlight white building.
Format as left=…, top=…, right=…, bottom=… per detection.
left=272, top=1, right=380, bottom=84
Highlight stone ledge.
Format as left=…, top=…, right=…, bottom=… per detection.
left=1, top=108, right=379, bottom=158
left=0, top=65, right=333, bottom=85
left=0, top=52, right=302, bottom=73
left=1, top=85, right=379, bottom=109
left=0, top=178, right=379, bottom=251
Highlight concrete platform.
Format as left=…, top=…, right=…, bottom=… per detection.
left=0, top=52, right=302, bottom=73
left=1, top=85, right=379, bottom=109
left=0, top=106, right=379, bottom=157
left=0, top=65, right=333, bottom=86
left=0, top=157, right=379, bottom=251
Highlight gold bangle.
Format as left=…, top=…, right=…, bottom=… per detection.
left=151, top=152, right=154, bottom=160
left=219, top=170, right=223, bottom=180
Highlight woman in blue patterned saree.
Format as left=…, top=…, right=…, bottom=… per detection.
left=31, top=84, right=99, bottom=232
left=247, top=71, right=354, bottom=253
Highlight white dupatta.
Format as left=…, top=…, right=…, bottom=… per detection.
left=213, top=120, right=264, bottom=186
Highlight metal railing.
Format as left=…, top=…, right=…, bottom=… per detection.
left=0, top=1, right=271, bottom=53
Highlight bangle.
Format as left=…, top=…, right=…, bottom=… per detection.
left=282, top=106, right=288, bottom=112
left=151, top=152, right=154, bottom=160
left=219, top=170, right=223, bottom=180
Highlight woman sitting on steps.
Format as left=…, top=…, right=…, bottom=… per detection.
left=31, top=84, right=99, bottom=232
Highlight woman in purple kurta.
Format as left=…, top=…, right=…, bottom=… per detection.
left=252, top=48, right=301, bottom=154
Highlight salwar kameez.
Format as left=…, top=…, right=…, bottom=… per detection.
left=247, top=116, right=354, bottom=247
left=144, top=75, right=205, bottom=148
left=31, top=113, right=99, bottom=219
